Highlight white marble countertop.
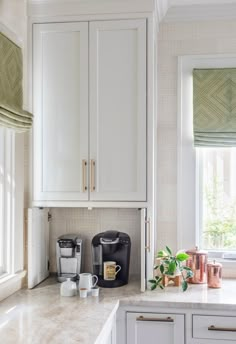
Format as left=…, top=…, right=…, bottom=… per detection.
left=1, top=277, right=236, bottom=344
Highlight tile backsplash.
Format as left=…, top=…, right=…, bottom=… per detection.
left=49, top=208, right=141, bottom=277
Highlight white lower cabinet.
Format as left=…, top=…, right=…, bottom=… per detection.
left=96, top=311, right=116, bottom=344
left=126, top=312, right=185, bottom=344
left=117, top=306, right=236, bottom=344
left=192, top=315, right=236, bottom=343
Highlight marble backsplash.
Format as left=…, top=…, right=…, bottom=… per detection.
left=49, top=208, right=141, bottom=277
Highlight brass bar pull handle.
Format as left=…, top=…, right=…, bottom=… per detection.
left=82, top=160, right=87, bottom=192
left=145, top=218, right=150, bottom=252
left=90, top=159, right=95, bottom=192
left=208, top=325, right=236, bottom=332
left=136, top=316, right=174, bottom=323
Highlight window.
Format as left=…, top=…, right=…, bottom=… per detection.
left=0, top=127, right=15, bottom=278
left=0, top=125, right=24, bottom=285
left=0, top=27, right=28, bottom=298
left=178, top=55, right=236, bottom=275
left=198, top=147, right=236, bottom=254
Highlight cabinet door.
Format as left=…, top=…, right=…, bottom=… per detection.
left=127, top=312, right=185, bottom=344
left=28, top=208, right=49, bottom=289
left=89, top=19, right=146, bottom=201
left=33, top=22, right=89, bottom=201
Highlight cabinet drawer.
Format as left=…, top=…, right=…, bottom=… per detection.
left=127, top=312, right=185, bottom=344
left=193, top=315, right=236, bottom=341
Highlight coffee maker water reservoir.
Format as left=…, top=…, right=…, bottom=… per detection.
left=91, top=230, right=131, bottom=288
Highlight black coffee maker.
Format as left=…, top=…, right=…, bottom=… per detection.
left=91, top=230, right=131, bottom=288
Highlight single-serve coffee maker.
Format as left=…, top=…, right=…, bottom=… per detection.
left=56, top=234, right=83, bottom=282
left=91, top=230, right=131, bottom=288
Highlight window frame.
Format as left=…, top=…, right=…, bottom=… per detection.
left=0, top=127, right=25, bottom=282
left=0, top=23, right=26, bottom=300
left=177, top=54, right=236, bottom=277
left=0, top=128, right=15, bottom=278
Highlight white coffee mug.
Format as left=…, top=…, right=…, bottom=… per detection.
left=103, top=261, right=121, bottom=281
left=79, top=273, right=98, bottom=291
left=79, top=288, right=88, bottom=298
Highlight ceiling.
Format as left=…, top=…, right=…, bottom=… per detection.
left=159, top=0, right=236, bottom=22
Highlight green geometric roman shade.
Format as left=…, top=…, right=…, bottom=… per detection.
left=193, top=68, right=236, bottom=147
left=0, top=32, right=33, bottom=132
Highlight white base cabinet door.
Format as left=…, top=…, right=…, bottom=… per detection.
left=127, top=312, right=185, bottom=344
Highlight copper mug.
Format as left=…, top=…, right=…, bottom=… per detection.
left=186, top=247, right=208, bottom=284
left=207, top=260, right=222, bottom=288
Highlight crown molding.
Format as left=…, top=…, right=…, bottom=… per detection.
left=27, top=0, right=156, bottom=17
left=164, top=3, right=236, bottom=22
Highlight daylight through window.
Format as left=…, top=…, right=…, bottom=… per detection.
left=199, top=147, right=236, bottom=253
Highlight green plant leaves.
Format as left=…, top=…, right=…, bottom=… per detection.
left=167, top=261, right=176, bottom=275
left=183, top=266, right=192, bottom=271
left=160, top=264, right=164, bottom=274
left=186, top=271, right=194, bottom=279
left=149, top=279, right=157, bottom=284
left=155, top=276, right=162, bottom=283
left=176, top=252, right=189, bottom=261
left=182, top=280, right=188, bottom=292
left=166, top=246, right=172, bottom=255
left=151, top=246, right=193, bottom=293
left=157, top=250, right=168, bottom=258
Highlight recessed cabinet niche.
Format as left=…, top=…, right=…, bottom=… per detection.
left=33, top=19, right=147, bottom=203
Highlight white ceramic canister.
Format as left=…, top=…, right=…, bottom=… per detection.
left=60, top=278, right=77, bottom=297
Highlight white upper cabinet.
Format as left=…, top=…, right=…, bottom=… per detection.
left=32, top=19, right=147, bottom=204
left=33, top=22, right=89, bottom=201
left=89, top=20, right=146, bottom=201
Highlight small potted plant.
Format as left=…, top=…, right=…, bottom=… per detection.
left=149, top=246, right=194, bottom=292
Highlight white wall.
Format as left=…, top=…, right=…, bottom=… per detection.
left=0, top=0, right=26, bottom=44
left=157, top=19, right=236, bottom=252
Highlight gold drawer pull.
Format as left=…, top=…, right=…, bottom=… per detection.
left=136, top=316, right=174, bottom=323
left=208, top=325, right=236, bottom=332
left=82, top=160, right=87, bottom=192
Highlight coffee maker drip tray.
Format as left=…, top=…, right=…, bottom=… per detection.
left=97, top=278, right=126, bottom=288
left=57, top=273, right=77, bottom=283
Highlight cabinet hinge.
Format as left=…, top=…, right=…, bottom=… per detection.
left=48, top=212, right=52, bottom=222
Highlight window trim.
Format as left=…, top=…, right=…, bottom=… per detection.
left=177, top=54, right=236, bottom=277
left=0, top=128, right=25, bottom=288
left=0, top=23, right=26, bottom=299
left=0, top=128, right=15, bottom=277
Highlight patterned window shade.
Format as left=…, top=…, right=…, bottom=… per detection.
left=0, top=32, right=33, bottom=132
left=193, top=68, right=236, bottom=147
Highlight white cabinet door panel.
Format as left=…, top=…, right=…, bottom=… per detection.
left=89, top=19, right=146, bottom=201
left=127, top=312, right=185, bottom=344
left=28, top=208, right=49, bottom=289
left=33, top=22, right=89, bottom=201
